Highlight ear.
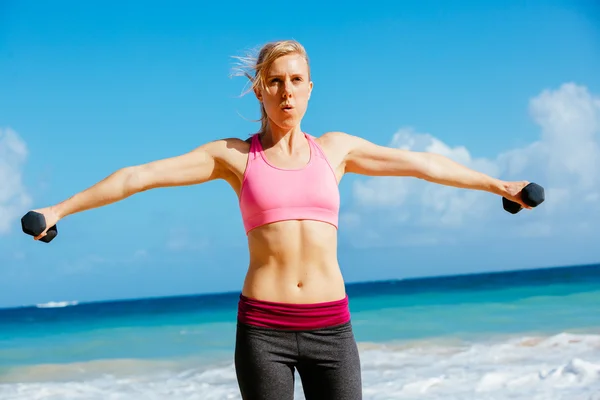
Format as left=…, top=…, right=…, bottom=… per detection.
left=254, top=86, right=263, bottom=102
left=308, top=81, right=314, bottom=100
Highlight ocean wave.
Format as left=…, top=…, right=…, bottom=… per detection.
left=35, top=301, right=79, bottom=309
left=0, top=331, right=599, bottom=399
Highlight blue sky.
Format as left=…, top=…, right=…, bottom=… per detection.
left=1, top=0, right=599, bottom=308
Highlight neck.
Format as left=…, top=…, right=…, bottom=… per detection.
left=261, top=123, right=305, bottom=153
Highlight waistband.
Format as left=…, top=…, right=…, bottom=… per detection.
left=237, top=294, right=351, bottom=331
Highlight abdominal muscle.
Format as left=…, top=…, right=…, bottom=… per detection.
left=242, top=219, right=347, bottom=304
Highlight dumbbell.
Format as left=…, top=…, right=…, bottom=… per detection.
left=502, top=182, right=545, bottom=214
left=21, top=211, right=58, bottom=243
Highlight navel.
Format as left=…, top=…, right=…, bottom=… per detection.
left=297, top=281, right=304, bottom=288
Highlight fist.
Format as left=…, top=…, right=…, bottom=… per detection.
left=503, top=181, right=534, bottom=210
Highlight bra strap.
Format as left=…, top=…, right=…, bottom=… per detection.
left=248, top=133, right=260, bottom=160
left=305, top=133, right=327, bottom=160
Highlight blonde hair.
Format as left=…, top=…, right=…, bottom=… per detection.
left=231, top=40, right=311, bottom=135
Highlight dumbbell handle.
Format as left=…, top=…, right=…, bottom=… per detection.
left=21, top=211, right=58, bottom=243
left=503, top=182, right=545, bottom=214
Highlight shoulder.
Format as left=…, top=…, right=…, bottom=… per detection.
left=314, top=131, right=364, bottom=155
left=316, top=131, right=351, bottom=142
left=202, top=136, right=252, bottom=159
left=181, top=136, right=252, bottom=182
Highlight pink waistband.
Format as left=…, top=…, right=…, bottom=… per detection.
left=237, top=294, right=351, bottom=331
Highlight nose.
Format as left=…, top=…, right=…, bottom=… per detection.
left=281, top=79, right=293, bottom=98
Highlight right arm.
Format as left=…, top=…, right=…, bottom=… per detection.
left=51, top=139, right=232, bottom=220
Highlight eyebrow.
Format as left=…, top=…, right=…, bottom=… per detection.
left=266, top=73, right=305, bottom=79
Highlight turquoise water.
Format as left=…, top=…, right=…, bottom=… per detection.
left=1, top=263, right=599, bottom=399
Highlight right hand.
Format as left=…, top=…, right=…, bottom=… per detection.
left=502, top=180, right=534, bottom=210
left=31, top=206, right=61, bottom=241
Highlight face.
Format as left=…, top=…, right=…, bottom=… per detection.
left=255, top=53, right=313, bottom=132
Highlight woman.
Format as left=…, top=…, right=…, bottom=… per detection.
left=28, top=40, right=533, bottom=399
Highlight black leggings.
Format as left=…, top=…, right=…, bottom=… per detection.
left=234, top=321, right=363, bottom=400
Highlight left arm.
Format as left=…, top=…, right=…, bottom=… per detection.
left=331, top=132, right=527, bottom=200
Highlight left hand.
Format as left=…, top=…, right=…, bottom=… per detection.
left=503, top=181, right=533, bottom=210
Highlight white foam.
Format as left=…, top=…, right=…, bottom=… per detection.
left=35, top=301, right=78, bottom=308
left=1, top=331, right=599, bottom=399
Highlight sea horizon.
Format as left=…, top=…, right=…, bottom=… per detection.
left=4, top=261, right=599, bottom=312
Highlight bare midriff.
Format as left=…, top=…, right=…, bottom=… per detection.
left=242, top=219, right=347, bottom=305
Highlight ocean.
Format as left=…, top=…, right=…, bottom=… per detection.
left=1, top=263, right=599, bottom=400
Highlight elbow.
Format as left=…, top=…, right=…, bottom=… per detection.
left=121, top=166, right=145, bottom=195
left=413, top=153, right=458, bottom=182
left=410, top=152, right=437, bottom=180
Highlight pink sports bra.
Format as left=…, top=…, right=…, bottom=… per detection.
left=238, top=133, right=340, bottom=234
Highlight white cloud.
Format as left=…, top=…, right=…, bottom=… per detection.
left=351, top=128, right=500, bottom=229
left=498, top=82, right=600, bottom=195
left=0, top=128, right=32, bottom=234
left=345, top=83, right=600, bottom=245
